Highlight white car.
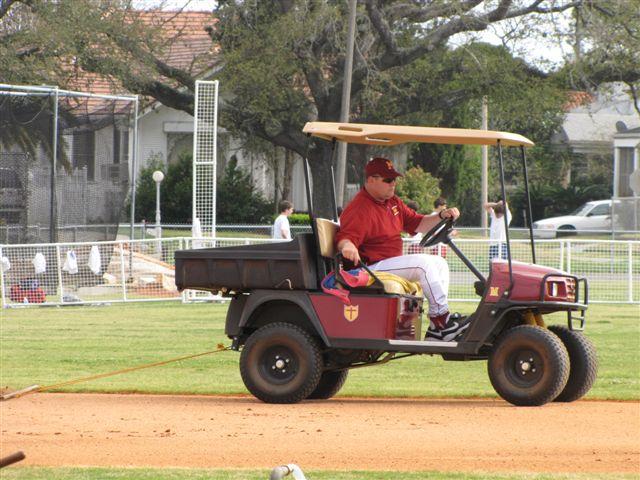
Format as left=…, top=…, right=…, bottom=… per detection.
left=532, top=200, right=612, bottom=238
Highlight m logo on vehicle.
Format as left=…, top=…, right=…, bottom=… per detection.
left=489, top=286, right=500, bottom=297
left=344, top=304, right=359, bottom=322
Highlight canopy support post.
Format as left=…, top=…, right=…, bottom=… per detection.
left=497, top=141, right=514, bottom=294
left=520, top=146, right=536, bottom=264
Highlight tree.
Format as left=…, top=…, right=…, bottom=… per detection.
left=561, top=1, right=640, bottom=114
left=211, top=1, right=592, bottom=216
left=394, top=167, right=441, bottom=213
left=6, top=1, right=634, bottom=219
left=217, top=156, right=274, bottom=223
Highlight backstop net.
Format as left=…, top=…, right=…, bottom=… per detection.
left=192, top=79, right=219, bottom=239
left=0, top=85, right=138, bottom=245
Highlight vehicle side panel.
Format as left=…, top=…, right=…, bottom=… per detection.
left=309, top=292, right=422, bottom=341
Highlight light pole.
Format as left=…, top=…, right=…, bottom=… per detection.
left=152, top=170, right=164, bottom=256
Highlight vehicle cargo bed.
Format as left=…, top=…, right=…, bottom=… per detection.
left=174, top=233, right=318, bottom=292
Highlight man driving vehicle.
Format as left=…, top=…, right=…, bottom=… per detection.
left=336, top=157, right=470, bottom=341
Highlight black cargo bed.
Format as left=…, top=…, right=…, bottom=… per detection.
left=175, top=233, right=318, bottom=293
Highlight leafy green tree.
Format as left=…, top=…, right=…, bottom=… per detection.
left=134, top=152, right=193, bottom=224
left=162, top=152, right=194, bottom=223
left=132, top=156, right=165, bottom=223
left=5, top=1, right=636, bottom=221
left=561, top=1, right=640, bottom=114
left=394, top=167, right=440, bottom=214
left=217, top=157, right=274, bottom=224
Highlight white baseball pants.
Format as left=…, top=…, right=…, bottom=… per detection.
left=368, top=254, right=450, bottom=317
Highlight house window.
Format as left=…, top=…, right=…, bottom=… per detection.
left=113, top=127, right=129, bottom=165
left=618, top=147, right=634, bottom=197
left=72, top=131, right=95, bottom=181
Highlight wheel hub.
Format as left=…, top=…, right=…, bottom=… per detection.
left=509, top=350, right=543, bottom=386
left=260, top=347, right=298, bottom=384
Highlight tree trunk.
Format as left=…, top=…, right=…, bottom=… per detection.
left=306, top=142, right=336, bottom=218
left=281, top=148, right=294, bottom=203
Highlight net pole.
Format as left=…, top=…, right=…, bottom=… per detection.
left=50, top=87, right=60, bottom=243
left=191, top=83, right=200, bottom=226
left=129, top=96, right=139, bottom=277
left=212, top=80, right=218, bottom=238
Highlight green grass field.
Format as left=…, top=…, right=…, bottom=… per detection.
left=1, top=302, right=638, bottom=399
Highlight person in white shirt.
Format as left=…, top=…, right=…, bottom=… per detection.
left=273, top=200, right=294, bottom=240
left=484, top=200, right=512, bottom=261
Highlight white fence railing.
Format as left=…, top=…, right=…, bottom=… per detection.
left=1, top=237, right=638, bottom=307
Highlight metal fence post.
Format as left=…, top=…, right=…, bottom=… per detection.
left=0, top=245, right=6, bottom=308
left=120, top=241, right=127, bottom=302
left=559, top=240, right=565, bottom=271
left=55, top=244, right=64, bottom=303
left=628, top=242, right=633, bottom=303
left=180, top=238, right=188, bottom=304
left=566, top=241, right=572, bottom=274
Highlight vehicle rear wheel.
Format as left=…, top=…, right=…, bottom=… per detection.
left=548, top=325, right=598, bottom=402
left=488, top=325, right=569, bottom=406
left=307, top=369, right=349, bottom=400
left=240, top=322, right=323, bottom=404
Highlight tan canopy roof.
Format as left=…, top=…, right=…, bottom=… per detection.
left=303, top=122, right=534, bottom=147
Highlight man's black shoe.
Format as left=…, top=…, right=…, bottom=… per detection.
left=425, top=313, right=470, bottom=341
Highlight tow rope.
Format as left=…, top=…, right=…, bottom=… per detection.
left=1, top=344, right=231, bottom=401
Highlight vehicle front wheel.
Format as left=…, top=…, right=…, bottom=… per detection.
left=488, top=325, right=569, bottom=406
left=307, top=369, right=349, bottom=400
left=548, top=325, right=598, bottom=402
left=240, top=322, right=323, bottom=404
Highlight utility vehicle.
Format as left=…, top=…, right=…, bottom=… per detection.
left=175, top=122, right=597, bottom=406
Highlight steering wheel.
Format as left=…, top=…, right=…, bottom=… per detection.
left=419, top=217, right=456, bottom=248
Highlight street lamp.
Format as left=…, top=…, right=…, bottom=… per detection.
left=152, top=170, right=164, bottom=255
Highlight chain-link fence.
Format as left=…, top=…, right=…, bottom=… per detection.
left=0, top=85, right=138, bottom=245
left=1, top=236, right=638, bottom=307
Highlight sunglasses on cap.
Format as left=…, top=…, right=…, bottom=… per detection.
left=372, top=175, right=396, bottom=184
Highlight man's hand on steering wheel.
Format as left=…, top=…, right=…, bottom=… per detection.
left=419, top=207, right=460, bottom=248
left=440, top=207, right=460, bottom=221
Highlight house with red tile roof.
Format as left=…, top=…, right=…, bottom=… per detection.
left=552, top=83, right=639, bottom=196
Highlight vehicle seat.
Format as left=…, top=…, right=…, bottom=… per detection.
left=314, top=218, right=422, bottom=297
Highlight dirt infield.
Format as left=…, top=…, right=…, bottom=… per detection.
left=1, top=393, right=638, bottom=474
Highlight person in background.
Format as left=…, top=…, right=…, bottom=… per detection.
left=273, top=200, right=294, bottom=240
left=432, top=197, right=447, bottom=216
left=484, top=199, right=512, bottom=262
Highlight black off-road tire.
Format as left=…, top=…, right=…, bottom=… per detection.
left=240, top=322, right=323, bottom=404
left=548, top=325, right=598, bottom=402
left=488, top=325, right=569, bottom=406
left=307, top=369, right=349, bottom=400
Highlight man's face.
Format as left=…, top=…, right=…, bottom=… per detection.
left=365, top=175, right=397, bottom=201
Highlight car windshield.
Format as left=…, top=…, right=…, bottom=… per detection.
left=569, top=203, right=593, bottom=216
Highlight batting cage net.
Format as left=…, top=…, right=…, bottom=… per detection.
left=0, top=85, right=138, bottom=245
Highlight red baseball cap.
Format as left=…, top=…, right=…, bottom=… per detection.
left=365, top=157, right=403, bottom=179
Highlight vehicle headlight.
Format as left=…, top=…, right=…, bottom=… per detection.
left=545, top=277, right=576, bottom=301
left=540, top=224, right=555, bottom=230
